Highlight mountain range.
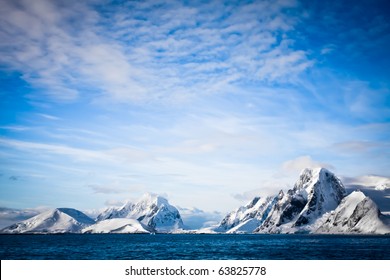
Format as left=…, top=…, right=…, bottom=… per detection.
left=217, top=168, right=390, bottom=234
left=1, top=168, right=389, bottom=234
left=1, top=193, right=183, bottom=234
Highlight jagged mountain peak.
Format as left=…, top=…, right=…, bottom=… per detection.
left=294, top=167, right=340, bottom=192
left=245, top=197, right=261, bottom=209
left=257, top=167, right=346, bottom=233
left=293, top=167, right=346, bottom=226
left=216, top=195, right=276, bottom=233
left=95, top=193, right=184, bottom=232
left=136, top=193, right=170, bottom=208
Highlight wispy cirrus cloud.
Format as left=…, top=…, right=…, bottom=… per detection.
left=0, top=0, right=312, bottom=104
left=0, top=137, right=151, bottom=163
left=37, top=113, right=61, bottom=121
left=331, top=141, right=387, bottom=154
left=87, top=183, right=143, bottom=194
left=1, top=0, right=389, bottom=214
left=281, top=156, right=334, bottom=173
left=0, top=125, right=31, bottom=131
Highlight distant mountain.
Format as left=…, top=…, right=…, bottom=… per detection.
left=217, top=167, right=390, bottom=234
left=1, top=208, right=95, bottom=234
left=96, top=193, right=184, bottom=232
left=177, top=207, right=223, bottom=230
left=2, top=169, right=389, bottom=235
left=1, top=194, right=184, bottom=234
left=82, top=218, right=153, bottom=234
left=375, top=181, right=390, bottom=191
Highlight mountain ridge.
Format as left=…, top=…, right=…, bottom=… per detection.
left=1, top=168, right=389, bottom=234
left=216, top=167, right=390, bottom=234
left=96, top=193, right=184, bottom=232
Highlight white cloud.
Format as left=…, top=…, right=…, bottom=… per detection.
left=0, top=126, right=31, bottom=131
left=0, top=138, right=107, bottom=161
left=282, top=156, right=334, bottom=173
left=88, top=185, right=126, bottom=194
left=0, top=0, right=313, bottom=105
left=0, top=138, right=151, bottom=163
left=233, top=187, right=279, bottom=202
left=320, top=44, right=336, bottom=55
left=342, top=175, right=390, bottom=190
left=0, top=206, right=48, bottom=229
left=332, top=141, right=381, bottom=153
left=37, top=113, right=61, bottom=120
left=257, top=47, right=314, bottom=82
left=178, top=207, right=223, bottom=229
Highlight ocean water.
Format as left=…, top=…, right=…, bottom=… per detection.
left=0, top=234, right=389, bottom=260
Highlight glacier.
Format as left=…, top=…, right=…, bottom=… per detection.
left=82, top=218, right=154, bottom=234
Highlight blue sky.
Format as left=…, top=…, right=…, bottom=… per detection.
left=0, top=0, right=389, bottom=215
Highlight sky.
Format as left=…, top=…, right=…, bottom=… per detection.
left=0, top=0, right=389, bottom=218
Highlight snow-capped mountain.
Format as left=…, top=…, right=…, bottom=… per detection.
left=316, top=191, right=390, bottom=234
left=257, top=168, right=346, bottom=233
left=1, top=208, right=95, bottom=234
left=216, top=196, right=276, bottom=233
left=96, top=193, right=184, bottom=232
left=0, top=207, right=47, bottom=229
left=1, top=194, right=184, bottom=234
left=2, top=169, right=387, bottom=235
left=82, top=218, right=154, bottom=234
left=375, top=181, right=390, bottom=191
left=218, top=167, right=389, bottom=234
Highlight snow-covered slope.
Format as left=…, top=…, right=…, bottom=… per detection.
left=96, top=193, right=184, bottom=232
left=96, top=202, right=134, bottom=221
left=129, top=193, right=183, bottom=231
left=0, top=207, right=46, bottom=229
left=82, top=218, right=153, bottom=234
left=216, top=196, right=275, bottom=233
left=375, top=181, right=390, bottom=191
left=256, top=168, right=345, bottom=233
left=1, top=208, right=95, bottom=234
left=316, top=191, right=390, bottom=234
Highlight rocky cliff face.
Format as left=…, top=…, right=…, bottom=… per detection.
left=218, top=167, right=389, bottom=234
left=256, top=168, right=345, bottom=233
left=217, top=196, right=276, bottom=233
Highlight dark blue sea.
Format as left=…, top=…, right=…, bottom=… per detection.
left=1, top=234, right=389, bottom=260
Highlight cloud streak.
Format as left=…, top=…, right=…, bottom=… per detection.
left=0, top=0, right=389, bottom=213
left=0, top=0, right=313, bottom=104
left=0, top=137, right=151, bottom=163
